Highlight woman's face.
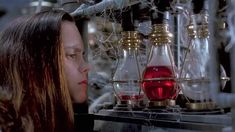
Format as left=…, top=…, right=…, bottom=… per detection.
left=62, top=21, right=89, bottom=103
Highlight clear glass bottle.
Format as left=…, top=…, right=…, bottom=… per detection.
left=181, top=14, right=208, bottom=101
left=113, top=31, right=144, bottom=108
left=142, top=23, right=177, bottom=102
left=181, top=12, right=229, bottom=110
left=181, top=12, right=214, bottom=100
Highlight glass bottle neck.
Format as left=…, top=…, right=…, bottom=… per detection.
left=191, top=37, right=209, bottom=52
left=123, top=49, right=137, bottom=58
left=153, top=44, right=169, bottom=55
left=148, top=44, right=173, bottom=66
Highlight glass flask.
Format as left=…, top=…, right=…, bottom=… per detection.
left=181, top=14, right=209, bottom=101
left=112, top=31, right=144, bottom=108
left=142, top=23, right=177, bottom=102
left=181, top=13, right=228, bottom=110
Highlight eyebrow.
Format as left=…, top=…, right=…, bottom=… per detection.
left=64, top=47, right=82, bottom=52
left=64, top=43, right=82, bottom=49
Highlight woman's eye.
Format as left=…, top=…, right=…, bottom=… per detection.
left=67, top=54, right=77, bottom=59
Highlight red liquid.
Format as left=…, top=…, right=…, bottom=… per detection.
left=142, top=66, right=176, bottom=101
left=118, top=94, right=144, bottom=101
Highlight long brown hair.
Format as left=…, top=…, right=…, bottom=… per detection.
left=0, top=10, right=74, bottom=132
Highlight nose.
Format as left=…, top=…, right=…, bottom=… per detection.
left=79, top=60, right=90, bottom=74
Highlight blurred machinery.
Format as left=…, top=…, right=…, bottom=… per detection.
left=1, top=0, right=235, bottom=131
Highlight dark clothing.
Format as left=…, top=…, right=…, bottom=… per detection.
left=73, top=103, right=94, bottom=132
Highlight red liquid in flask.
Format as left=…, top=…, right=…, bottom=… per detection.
left=142, top=66, right=176, bottom=101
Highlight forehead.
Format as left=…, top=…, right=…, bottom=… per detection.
left=61, top=21, right=84, bottom=50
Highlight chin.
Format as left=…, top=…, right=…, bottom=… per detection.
left=73, top=94, right=87, bottom=103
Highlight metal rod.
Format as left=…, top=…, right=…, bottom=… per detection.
left=70, top=0, right=140, bottom=17
left=176, top=0, right=181, bottom=69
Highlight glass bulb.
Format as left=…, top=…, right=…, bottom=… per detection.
left=181, top=11, right=229, bottom=103
left=142, top=44, right=177, bottom=101
left=112, top=31, right=144, bottom=105
left=113, top=49, right=144, bottom=100
left=181, top=37, right=228, bottom=101
left=181, top=37, right=210, bottom=101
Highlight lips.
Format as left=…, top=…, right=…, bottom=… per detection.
left=78, top=80, right=88, bottom=85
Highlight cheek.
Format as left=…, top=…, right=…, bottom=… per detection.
left=64, top=59, right=87, bottom=102
left=64, top=59, right=80, bottom=85
left=64, top=60, right=76, bottom=76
